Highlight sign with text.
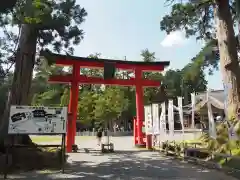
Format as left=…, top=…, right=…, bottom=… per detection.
left=8, top=106, right=67, bottom=134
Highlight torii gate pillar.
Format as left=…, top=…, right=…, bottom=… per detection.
left=67, top=65, right=80, bottom=152
left=135, top=68, right=144, bottom=146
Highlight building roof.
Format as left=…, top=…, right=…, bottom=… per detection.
left=182, top=90, right=225, bottom=114
left=196, top=90, right=224, bottom=109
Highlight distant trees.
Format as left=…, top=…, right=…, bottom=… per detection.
left=26, top=49, right=207, bottom=129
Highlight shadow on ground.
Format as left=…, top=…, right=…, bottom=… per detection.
left=2, top=149, right=236, bottom=180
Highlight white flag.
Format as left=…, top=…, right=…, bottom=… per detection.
left=177, top=97, right=184, bottom=133
left=144, top=105, right=152, bottom=135
left=191, top=92, right=195, bottom=128
left=152, top=104, right=160, bottom=135
left=168, top=100, right=174, bottom=136
left=160, top=102, right=166, bottom=135
left=207, top=89, right=217, bottom=139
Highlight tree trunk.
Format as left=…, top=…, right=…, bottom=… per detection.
left=214, top=0, right=240, bottom=119
left=0, top=23, right=37, bottom=144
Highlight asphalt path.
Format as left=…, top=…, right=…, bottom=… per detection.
left=3, top=136, right=239, bottom=180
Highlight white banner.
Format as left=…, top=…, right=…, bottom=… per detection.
left=191, top=92, right=195, bottom=128
left=8, top=106, right=67, bottom=134
left=177, top=97, right=184, bottom=133
left=160, top=102, right=166, bottom=135
left=144, top=105, right=152, bottom=135
left=168, top=100, right=174, bottom=135
left=152, top=104, right=160, bottom=134
left=207, top=90, right=217, bottom=139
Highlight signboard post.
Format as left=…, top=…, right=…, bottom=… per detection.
left=4, top=106, right=67, bottom=179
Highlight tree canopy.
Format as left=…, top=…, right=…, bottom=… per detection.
left=0, top=1, right=210, bottom=131
left=160, top=0, right=240, bottom=119
left=0, top=0, right=88, bottom=145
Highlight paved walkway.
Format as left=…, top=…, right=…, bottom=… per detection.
left=3, top=136, right=239, bottom=179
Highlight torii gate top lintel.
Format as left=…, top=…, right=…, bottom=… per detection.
left=41, top=50, right=170, bottom=72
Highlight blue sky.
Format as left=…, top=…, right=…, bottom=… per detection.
left=76, top=0, right=222, bottom=90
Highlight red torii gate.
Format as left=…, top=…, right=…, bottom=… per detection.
left=42, top=50, right=169, bottom=152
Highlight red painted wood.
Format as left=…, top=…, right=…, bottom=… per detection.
left=54, top=59, right=165, bottom=71
left=66, top=65, right=80, bottom=153
left=135, top=68, right=145, bottom=145
left=49, top=75, right=161, bottom=87
left=133, top=117, right=138, bottom=145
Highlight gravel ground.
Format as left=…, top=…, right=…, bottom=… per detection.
left=2, top=136, right=239, bottom=180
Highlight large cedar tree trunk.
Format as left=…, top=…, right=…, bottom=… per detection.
left=0, top=24, right=37, bottom=144
left=214, top=0, right=240, bottom=119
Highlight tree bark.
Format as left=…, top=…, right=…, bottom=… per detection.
left=214, top=0, right=240, bottom=119
left=0, top=23, right=37, bottom=144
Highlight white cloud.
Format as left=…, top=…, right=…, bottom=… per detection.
left=160, top=31, right=187, bottom=47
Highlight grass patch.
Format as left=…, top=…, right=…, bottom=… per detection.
left=31, top=135, right=61, bottom=143
left=31, top=135, right=94, bottom=143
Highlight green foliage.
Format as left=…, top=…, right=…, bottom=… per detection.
left=191, top=39, right=219, bottom=74
left=31, top=60, right=67, bottom=106
left=0, top=0, right=88, bottom=77
left=161, top=0, right=215, bottom=40
left=78, top=91, right=97, bottom=126
left=94, top=87, right=129, bottom=124
left=140, top=49, right=156, bottom=62
left=163, top=63, right=207, bottom=104
left=60, top=88, right=69, bottom=106
left=160, top=1, right=237, bottom=72
left=140, top=48, right=207, bottom=104
left=199, top=122, right=239, bottom=154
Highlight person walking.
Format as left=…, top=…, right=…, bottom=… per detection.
left=96, top=126, right=103, bottom=146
